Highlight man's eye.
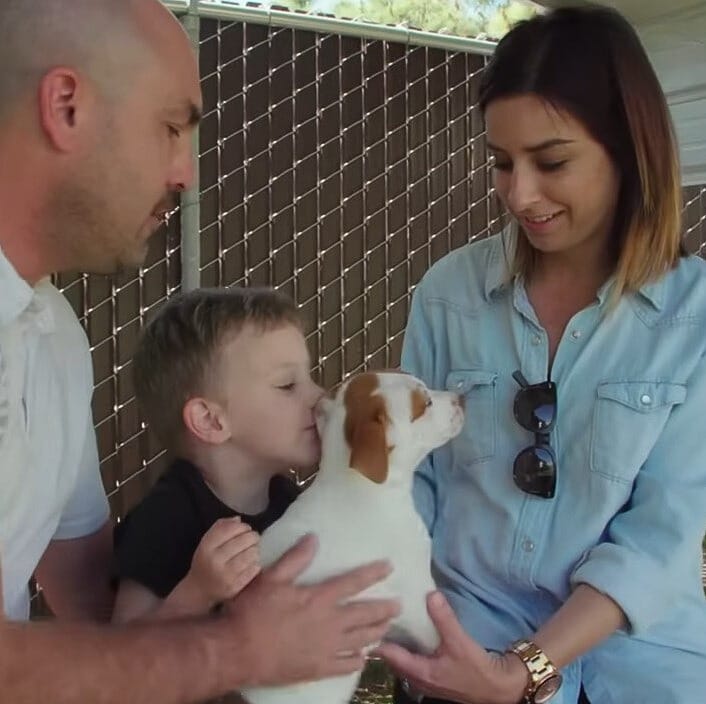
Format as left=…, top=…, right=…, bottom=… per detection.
left=167, top=125, right=181, bottom=138
left=491, top=161, right=512, bottom=172
left=277, top=383, right=296, bottom=392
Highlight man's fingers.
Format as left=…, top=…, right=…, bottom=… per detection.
left=338, top=621, right=390, bottom=653
left=317, top=560, right=393, bottom=602
left=338, top=598, right=400, bottom=631
left=325, top=653, right=366, bottom=677
left=374, top=642, right=431, bottom=681
left=264, top=534, right=317, bottom=583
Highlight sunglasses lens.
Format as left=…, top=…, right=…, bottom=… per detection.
left=514, top=383, right=557, bottom=432
left=513, top=445, right=556, bottom=498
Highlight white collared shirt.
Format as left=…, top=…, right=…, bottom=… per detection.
left=0, top=246, right=109, bottom=620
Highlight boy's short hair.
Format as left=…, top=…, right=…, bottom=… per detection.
left=132, top=286, right=302, bottom=451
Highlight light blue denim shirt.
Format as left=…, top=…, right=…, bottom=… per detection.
left=401, top=230, right=706, bottom=703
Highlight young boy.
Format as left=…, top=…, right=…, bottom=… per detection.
left=112, top=287, right=323, bottom=623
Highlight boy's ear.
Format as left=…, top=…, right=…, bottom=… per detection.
left=183, top=397, right=231, bottom=445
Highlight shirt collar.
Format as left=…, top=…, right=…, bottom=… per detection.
left=483, top=225, right=666, bottom=312
left=635, top=278, right=665, bottom=311
left=483, top=225, right=515, bottom=301
left=0, top=246, right=55, bottom=333
left=0, top=244, right=34, bottom=327
left=595, top=276, right=665, bottom=311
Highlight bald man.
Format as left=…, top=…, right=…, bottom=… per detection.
left=0, top=1, right=398, bottom=701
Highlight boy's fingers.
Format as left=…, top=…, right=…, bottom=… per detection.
left=219, top=531, right=260, bottom=558
left=225, top=545, right=260, bottom=572
left=227, top=562, right=262, bottom=595
left=202, top=517, right=247, bottom=545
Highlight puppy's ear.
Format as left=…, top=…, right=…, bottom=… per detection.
left=348, top=412, right=389, bottom=484
left=344, top=374, right=390, bottom=484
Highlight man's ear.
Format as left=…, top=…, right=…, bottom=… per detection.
left=182, top=397, right=231, bottom=445
left=38, top=67, right=87, bottom=152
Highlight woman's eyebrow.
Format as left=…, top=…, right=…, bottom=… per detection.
left=487, top=138, right=575, bottom=153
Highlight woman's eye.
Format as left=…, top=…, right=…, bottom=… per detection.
left=538, top=160, right=567, bottom=172
left=167, top=125, right=181, bottom=139
left=491, top=161, right=512, bottom=172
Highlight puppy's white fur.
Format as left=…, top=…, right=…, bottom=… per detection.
left=241, top=371, right=464, bottom=704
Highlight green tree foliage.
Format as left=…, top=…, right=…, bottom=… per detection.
left=324, top=0, right=537, bottom=39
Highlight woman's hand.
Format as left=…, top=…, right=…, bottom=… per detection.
left=374, top=592, right=528, bottom=704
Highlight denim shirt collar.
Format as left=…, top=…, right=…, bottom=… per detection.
left=482, top=226, right=666, bottom=312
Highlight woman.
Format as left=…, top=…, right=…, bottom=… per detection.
left=377, top=6, right=706, bottom=704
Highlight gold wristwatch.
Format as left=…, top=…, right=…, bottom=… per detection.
left=507, top=639, right=563, bottom=704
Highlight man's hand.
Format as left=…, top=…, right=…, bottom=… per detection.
left=223, top=534, right=401, bottom=687
left=184, top=518, right=261, bottom=609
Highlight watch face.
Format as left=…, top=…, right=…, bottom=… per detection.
left=534, top=674, right=562, bottom=703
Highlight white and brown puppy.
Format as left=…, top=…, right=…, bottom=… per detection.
left=241, top=370, right=464, bottom=704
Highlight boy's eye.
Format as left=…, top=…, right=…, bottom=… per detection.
left=491, top=160, right=512, bottom=172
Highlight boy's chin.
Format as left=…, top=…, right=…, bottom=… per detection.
left=292, top=460, right=319, bottom=480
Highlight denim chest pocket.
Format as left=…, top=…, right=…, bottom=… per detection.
left=590, top=380, right=686, bottom=483
left=445, top=370, right=498, bottom=466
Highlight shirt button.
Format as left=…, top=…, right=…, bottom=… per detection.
left=522, top=539, right=535, bottom=553
left=640, top=394, right=652, bottom=405
left=571, top=329, right=582, bottom=340
left=531, top=335, right=541, bottom=346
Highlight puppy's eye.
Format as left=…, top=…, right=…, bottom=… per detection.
left=425, top=397, right=433, bottom=408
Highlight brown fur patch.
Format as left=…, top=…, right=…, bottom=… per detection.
left=410, top=388, right=428, bottom=422
left=343, top=373, right=390, bottom=483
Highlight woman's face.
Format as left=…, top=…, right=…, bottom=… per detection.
left=486, top=93, right=621, bottom=265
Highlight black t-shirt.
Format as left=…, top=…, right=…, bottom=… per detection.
left=113, top=459, right=300, bottom=598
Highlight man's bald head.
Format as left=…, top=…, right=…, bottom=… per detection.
left=0, top=0, right=186, bottom=122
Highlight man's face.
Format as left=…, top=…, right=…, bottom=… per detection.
left=55, top=29, right=202, bottom=275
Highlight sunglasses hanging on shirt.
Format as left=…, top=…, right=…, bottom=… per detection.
left=512, top=370, right=557, bottom=499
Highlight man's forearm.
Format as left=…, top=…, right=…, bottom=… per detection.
left=0, top=616, right=245, bottom=704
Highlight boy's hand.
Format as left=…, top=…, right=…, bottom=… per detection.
left=186, top=517, right=261, bottom=607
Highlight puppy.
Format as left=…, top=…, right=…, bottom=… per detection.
left=241, top=370, right=464, bottom=704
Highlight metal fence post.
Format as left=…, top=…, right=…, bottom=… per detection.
left=180, top=0, right=201, bottom=291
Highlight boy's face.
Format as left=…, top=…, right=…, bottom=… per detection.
left=214, top=322, right=324, bottom=472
